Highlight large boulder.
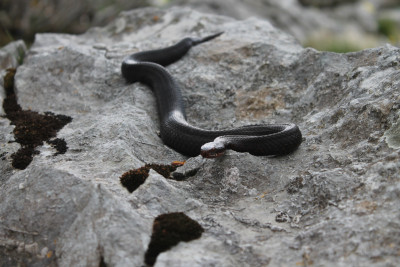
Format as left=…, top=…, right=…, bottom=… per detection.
left=0, top=0, right=150, bottom=46
left=1, top=7, right=399, bottom=266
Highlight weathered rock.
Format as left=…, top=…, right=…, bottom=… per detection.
left=0, top=40, right=26, bottom=73
left=0, top=40, right=27, bottom=116
left=298, top=0, right=358, bottom=7
left=0, top=41, right=28, bottom=182
left=167, top=0, right=394, bottom=49
left=1, top=0, right=397, bottom=51
left=168, top=0, right=341, bottom=43
left=0, top=0, right=150, bottom=45
left=1, top=7, right=399, bottom=266
left=170, top=0, right=398, bottom=51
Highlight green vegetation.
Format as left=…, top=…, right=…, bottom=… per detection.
left=304, top=36, right=365, bottom=53
left=16, top=45, right=26, bottom=65
left=378, top=18, right=400, bottom=44
left=310, top=41, right=362, bottom=53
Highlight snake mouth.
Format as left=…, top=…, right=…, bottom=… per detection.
left=200, top=138, right=227, bottom=158
left=200, top=149, right=226, bottom=158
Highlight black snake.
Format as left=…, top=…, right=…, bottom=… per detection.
left=121, top=32, right=302, bottom=158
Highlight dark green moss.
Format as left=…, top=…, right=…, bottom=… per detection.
left=10, top=146, right=36, bottom=170
left=2, top=68, right=72, bottom=170
left=120, top=162, right=186, bottom=193
left=4, top=68, right=16, bottom=96
left=47, top=138, right=68, bottom=155
left=146, top=163, right=181, bottom=178
left=120, top=166, right=150, bottom=193
left=99, top=256, right=107, bottom=267
left=144, top=212, right=204, bottom=266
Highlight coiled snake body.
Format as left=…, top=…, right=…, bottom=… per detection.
left=121, top=32, right=302, bottom=158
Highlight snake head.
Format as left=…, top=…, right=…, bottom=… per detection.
left=200, top=137, right=227, bottom=158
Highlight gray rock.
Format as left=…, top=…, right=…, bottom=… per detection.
left=0, top=40, right=27, bottom=72
left=166, top=0, right=391, bottom=48
left=298, top=0, right=359, bottom=7
left=1, top=0, right=395, bottom=51
left=168, top=0, right=341, bottom=43
left=0, top=0, right=150, bottom=45
left=0, top=40, right=27, bottom=182
left=0, top=40, right=27, bottom=116
left=0, top=166, right=150, bottom=266
left=1, top=7, right=399, bottom=266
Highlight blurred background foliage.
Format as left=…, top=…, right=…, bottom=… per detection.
left=0, top=0, right=399, bottom=52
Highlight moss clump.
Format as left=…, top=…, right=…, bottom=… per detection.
left=2, top=68, right=72, bottom=169
left=120, top=161, right=185, bottom=193
left=144, top=212, right=204, bottom=266
left=120, top=166, right=151, bottom=193
left=47, top=138, right=68, bottom=155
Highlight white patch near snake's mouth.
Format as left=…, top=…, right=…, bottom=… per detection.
left=200, top=137, right=227, bottom=158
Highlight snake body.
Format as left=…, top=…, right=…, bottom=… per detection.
left=121, top=33, right=302, bottom=158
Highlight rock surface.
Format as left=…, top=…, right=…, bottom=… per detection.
left=1, top=7, right=400, bottom=266
left=167, top=0, right=396, bottom=49
left=0, top=0, right=150, bottom=45
left=2, top=0, right=398, bottom=50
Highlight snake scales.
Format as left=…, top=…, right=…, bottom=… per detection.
left=121, top=32, right=302, bottom=158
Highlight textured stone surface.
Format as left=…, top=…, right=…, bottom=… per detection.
left=1, top=7, right=400, bottom=266
left=0, top=40, right=27, bottom=115
left=168, top=0, right=338, bottom=43
left=167, top=0, right=394, bottom=48
left=0, top=0, right=150, bottom=45
left=2, top=0, right=397, bottom=51
left=2, top=0, right=398, bottom=49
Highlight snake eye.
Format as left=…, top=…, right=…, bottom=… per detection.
left=200, top=138, right=226, bottom=158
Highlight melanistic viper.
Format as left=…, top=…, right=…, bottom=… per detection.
left=121, top=32, right=302, bottom=158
